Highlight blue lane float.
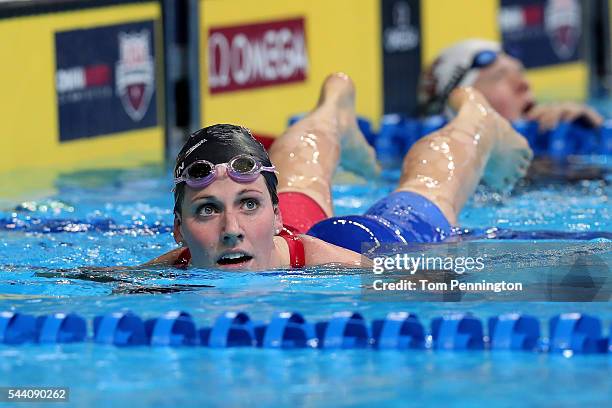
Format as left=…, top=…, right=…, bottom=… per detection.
left=2, top=310, right=611, bottom=354
left=259, top=312, right=316, bottom=349
left=201, top=311, right=256, bottom=348
left=36, top=313, right=87, bottom=344
left=93, top=311, right=147, bottom=346
left=431, top=314, right=484, bottom=350
left=315, top=312, right=370, bottom=349
left=371, top=312, right=425, bottom=350
left=548, top=313, right=608, bottom=354
left=375, top=114, right=422, bottom=166
left=488, top=313, right=540, bottom=351
left=146, top=311, right=198, bottom=346
left=0, top=312, right=37, bottom=345
left=602, top=119, right=612, bottom=155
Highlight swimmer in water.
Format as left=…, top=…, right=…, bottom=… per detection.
left=419, top=39, right=603, bottom=132
left=148, top=73, right=532, bottom=270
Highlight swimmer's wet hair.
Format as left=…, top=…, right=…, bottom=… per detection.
left=173, top=124, right=279, bottom=215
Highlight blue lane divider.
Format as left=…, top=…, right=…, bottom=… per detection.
left=0, top=216, right=173, bottom=234
left=365, top=114, right=612, bottom=167
left=357, top=117, right=377, bottom=147
left=512, top=120, right=540, bottom=151
left=146, top=311, right=198, bottom=346
left=488, top=313, right=540, bottom=351
left=549, top=313, right=608, bottom=354
left=2, top=310, right=611, bottom=354
left=93, top=311, right=147, bottom=346
left=36, top=313, right=86, bottom=344
left=431, top=314, right=484, bottom=350
left=315, top=312, right=370, bottom=349
left=375, top=114, right=407, bottom=168
left=259, top=312, right=317, bottom=349
left=202, top=311, right=256, bottom=348
left=548, top=122, right=577, bottom=158
left=602, top=119, right=612, bottom=155
left=0, top=312, right=37, bottom=345
left=371, top=312, right=425, bottom=349
left=375, top=115, right=424, bottom=167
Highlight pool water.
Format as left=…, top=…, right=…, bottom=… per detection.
left=0, top=158, right=611, bottom=407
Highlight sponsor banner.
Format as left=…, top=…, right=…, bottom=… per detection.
left=208, top=17, right=308, bottom=94
left=499, top=0, right=582, bottom=68
left=55, top=21, right=158, bottom=141
left=381, top=0, right=421, bottom=116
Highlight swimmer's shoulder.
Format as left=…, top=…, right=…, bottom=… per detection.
left=297, top=234, right=370, bottom=268
left=143, top=247, right=185, bottom=266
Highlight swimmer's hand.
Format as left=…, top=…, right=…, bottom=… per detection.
left=525, top=102, right=603, bottom=132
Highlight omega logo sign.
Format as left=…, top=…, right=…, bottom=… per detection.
left=208, top=18, right=308, bottom=93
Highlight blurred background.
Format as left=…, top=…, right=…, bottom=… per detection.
left=0, top=0, right=610, bottom=197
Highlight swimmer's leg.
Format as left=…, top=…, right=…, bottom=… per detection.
left=269, top=73, right=380, bottom=216
left=396, top=87, right=533, bottom=225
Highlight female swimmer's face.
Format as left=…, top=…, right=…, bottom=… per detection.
left=174, top=173, right=282, bottom=270
left=472, top=53, right=535, bottom=121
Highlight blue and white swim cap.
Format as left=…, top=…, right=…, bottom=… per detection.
left=418, top=39, right=502, bottom=116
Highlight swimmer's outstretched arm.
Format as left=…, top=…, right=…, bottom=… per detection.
left=525, top=102, right=603, bottom=132
left=268, top=73, right=379, bottom=216
left=396, top=87, right=533, bottom=225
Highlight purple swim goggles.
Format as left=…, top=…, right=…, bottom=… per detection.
left=173, top=154, right=277, bottom=190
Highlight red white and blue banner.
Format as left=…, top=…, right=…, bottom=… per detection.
left=499, top=0, right=583, bottom=68
left=55, top=21, right=158, bottom=141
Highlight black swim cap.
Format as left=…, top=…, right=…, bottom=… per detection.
left=173, top=124, right=278, bottom=214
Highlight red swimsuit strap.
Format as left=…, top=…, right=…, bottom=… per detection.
left=173, top=248, right=191, bottom=268
left=280, top=234, right=306, bottom=269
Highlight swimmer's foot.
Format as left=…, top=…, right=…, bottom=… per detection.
left=318, top=73, right=381, bottom=178
left=450, top=87, right=533, bottom=191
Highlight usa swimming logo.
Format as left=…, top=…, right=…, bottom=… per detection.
left=55, top=21, right=157, bottom=141
left=115, top=30, right=155, bottom=121
left=544, top=0, right=581, bottom=60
